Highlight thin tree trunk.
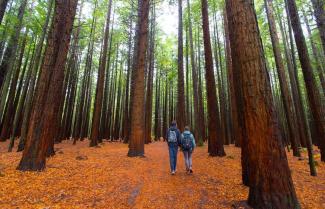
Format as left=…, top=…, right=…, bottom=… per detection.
left=17, top=0, right=53, bottom=151
left=144, top=4, right=155, bottom=144
left=90, top=0, right=112, bottom=147
left=310, top=0, right=325, bottom=55
left=187, top=0, right=202, bottom=144
left=201, top=0, right=225, bottom=157
left=287, top=0, right=325, bottom=162
left=224, top=9, right=242, bottom=147
left=177, top=0, right=186, bottom=131
left=0, top=0, right=28, bottom=90
left=302, top=9, right=325, bottom=95
left=264, top=0, right=301, bottom=157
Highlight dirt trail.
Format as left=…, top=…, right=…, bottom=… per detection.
left=0, top=141, right=324, bottom=209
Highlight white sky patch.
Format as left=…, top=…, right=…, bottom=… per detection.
left=81, top=2, right=93, bottom=19
left=156, top=2, right=178, bottom=37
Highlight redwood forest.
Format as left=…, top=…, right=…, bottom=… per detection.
left=0, top=0, right=324, bottom=208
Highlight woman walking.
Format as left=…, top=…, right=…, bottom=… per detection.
left=181, top=126, right=196, bottom=173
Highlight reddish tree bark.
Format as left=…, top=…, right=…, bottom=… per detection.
left=201, top=0, right=225, bottom=157
left=186, top=0, right=203, bottom=143
left=90, top=0, right=113, bottom=147
left=128, top=0, right=150, bottom=157
left=144, top=4, right=155, bottom=144
left=226, top=0, right=300, bottom=208
left=177, top=0, right=186, bottom=131
left=264, top=0, right=301, bottom=157
left=17, top=0, right=78, bottom=171
left=287, top=0, right=325, bottom=162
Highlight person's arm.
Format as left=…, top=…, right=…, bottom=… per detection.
left=191, top=134, right=196, bottom=148
left=177, top=130, right=182, bottom=146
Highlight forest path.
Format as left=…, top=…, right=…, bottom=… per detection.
left=0, top=141, right=324, bottom=209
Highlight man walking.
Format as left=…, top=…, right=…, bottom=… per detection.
left=166, top=121, right=181, bottom=175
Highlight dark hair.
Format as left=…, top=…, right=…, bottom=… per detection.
left=185, top=126, right=190, bottom=131
left=171, top=120, right=177, bottom=126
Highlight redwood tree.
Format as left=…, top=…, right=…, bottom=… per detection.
left=201, top=0, right=225, bottom=157
left=177, top=0, right=186, bottom=131
left=128, top=0, right=150, bottom=157
left=264, top=0, right=301, bottom=157
left=226, top=0, right=300, bottom=208
left=287, top=0, right=325, bottom=162
left=17, top=0, right=78, bottom=171
left=89, top=0, right=113, bottom=147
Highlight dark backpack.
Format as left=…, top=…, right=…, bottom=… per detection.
left=182, top=133, right=193, bottom=151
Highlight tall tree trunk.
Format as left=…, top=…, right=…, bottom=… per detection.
left=101, top=12, right=115, bottom=140
left=0, top=0, right=27, bottom=90
left=302, top=9, right=325, bottom=95
left=224, top=9, right=242, bottom=147
left=287, top=0, right=325, bottom=162
left=197, top=32, right=206, bottom=141
left=122, top=14, right=133, bottom=143
left=145, top=4, right=155, bottom=144
left=226, top=0, right=300, bottom=208
left=73, top=2, right=97, bottom=142
left=187, top=0, right=202, bottom=144
left=17, top=0, right=53, bottom=151
left=310, top=0, right=325, bottom=55
left=177, top=0, right=186, bottom=131
left=163, top=75, right=168, bottom=140
left=128, top=0, right=150, bottom=157
left=154, top=72, right=160, bottom=140
left=201, top=0, right=225, bottom=157
left=8, top=36, right=33, bottom=152
left=90, top=0, right=112, bottom=147
left=264, top=0, right=301, bottom=157
left=17, top=0, right=78, bottom=171
left=213, top=13, right=227, bottom=145
left=0, top=28, right=29, bottom=141
left=185, top=27, right=190, bottom=127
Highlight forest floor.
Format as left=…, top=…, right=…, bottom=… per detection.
left=0, top=140, right=324, bottom=209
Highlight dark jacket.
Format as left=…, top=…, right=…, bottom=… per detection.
left=166, top=125, right=181, bottom=147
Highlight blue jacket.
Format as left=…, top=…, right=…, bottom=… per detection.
left=166, top=125, right=181, bottom=147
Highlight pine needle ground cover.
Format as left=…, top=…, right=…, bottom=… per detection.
left=0, top=141, right=324, bottom=209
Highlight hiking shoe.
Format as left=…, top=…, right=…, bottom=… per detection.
left=171, top=171, right=175, bottom=175
left=189, top=169, right=193, bottom=174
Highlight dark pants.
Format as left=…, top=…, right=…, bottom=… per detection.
left=168, top=145, right=178, bottom=172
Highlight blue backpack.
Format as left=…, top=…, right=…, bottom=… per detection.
left=182, top=133, right=193, bottom=151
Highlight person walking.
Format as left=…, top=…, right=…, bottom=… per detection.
left=181, top=126, right=196, bottom=174
left=166, top=121, right=181, bottom=175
